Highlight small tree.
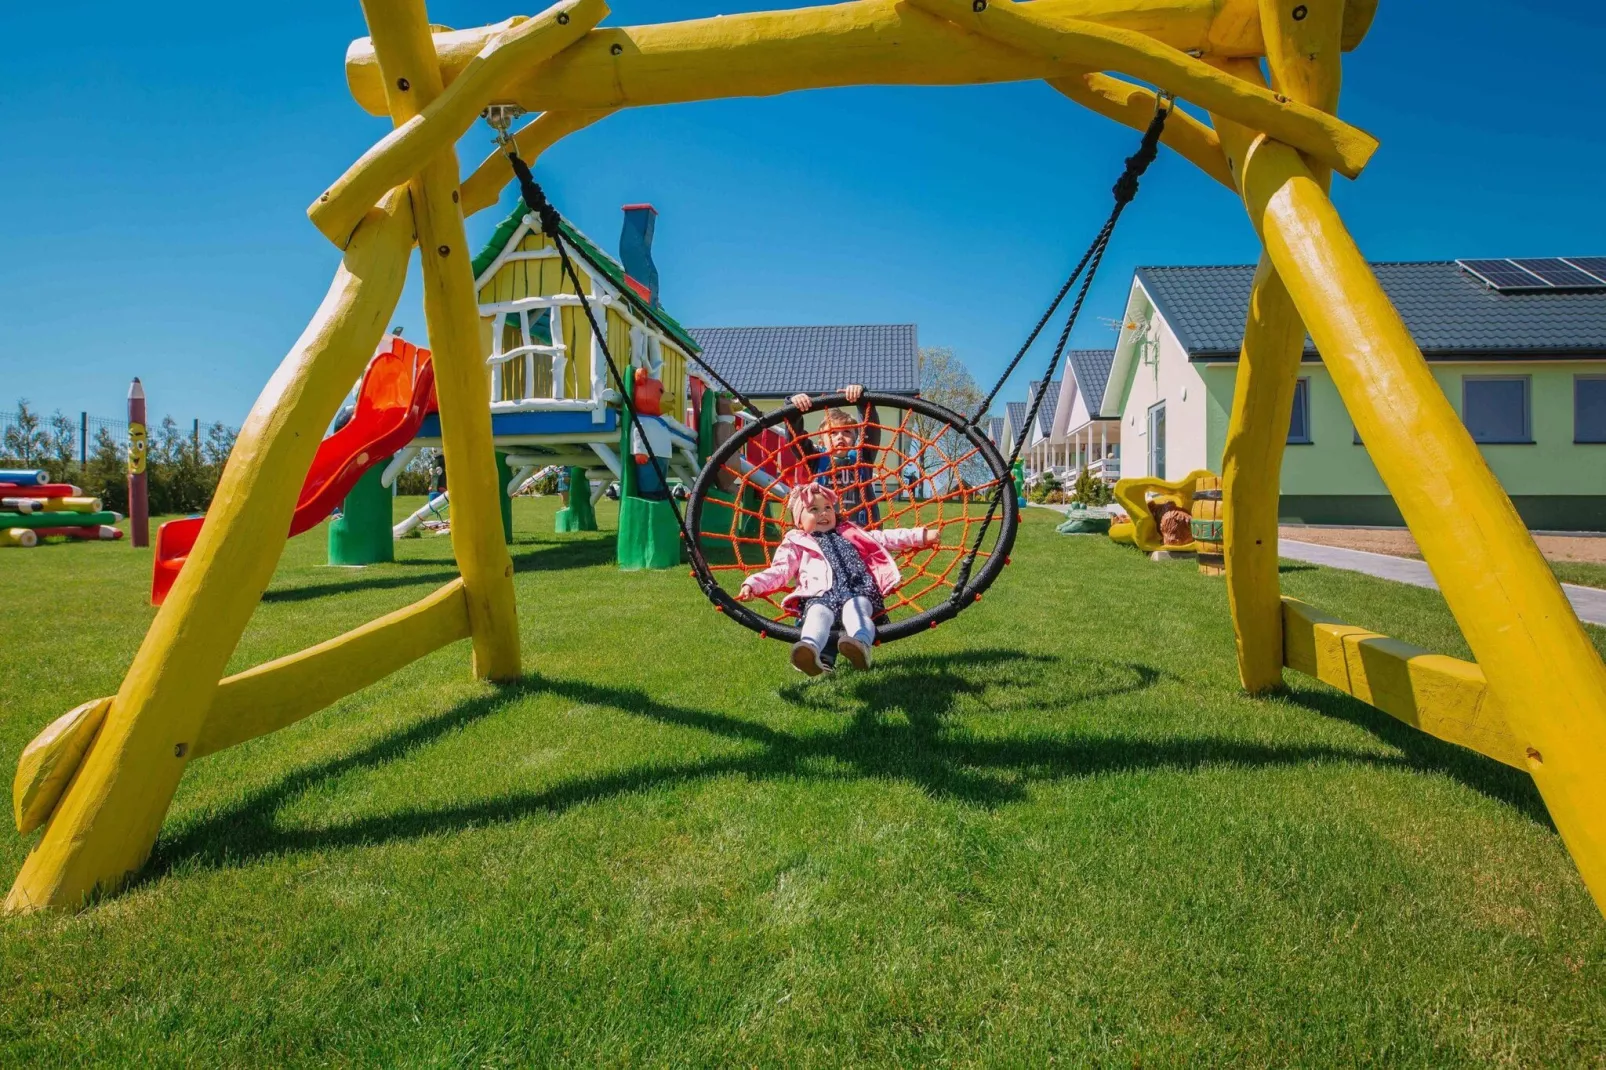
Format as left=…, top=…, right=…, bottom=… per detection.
left=47, top=410, right=78, bottom=482
left=83, top=427, right=129, bottom=513
left=2, top=400, right=47, bottom=467
left=1029, top=469, right=1062, bottom=503
left=1071, top=467, right=1112, bottom=507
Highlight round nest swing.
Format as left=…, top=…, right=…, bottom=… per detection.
left=687, top=391, right=1019, bottom=645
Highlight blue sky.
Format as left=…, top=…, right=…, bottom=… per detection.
left=3, top=0, right=1603, bottom=425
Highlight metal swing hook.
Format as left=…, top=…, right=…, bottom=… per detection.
left=1153, top=90, right=1176, bottom=118
left=481, top=103, right=528, bottom=150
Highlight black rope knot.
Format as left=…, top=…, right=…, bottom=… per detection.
left=507, top=151, right=563, bottom=239
left=1112, top=104, right=1169, bottom=206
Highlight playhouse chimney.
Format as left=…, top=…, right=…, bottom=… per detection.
left=619, top=204, right=660, bottom=308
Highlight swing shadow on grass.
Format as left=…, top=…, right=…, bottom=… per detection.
left=257, top=538, right=619, bottom=603
left=145, top=648, right=1455, bottom=882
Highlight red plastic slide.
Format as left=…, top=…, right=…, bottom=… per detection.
left=152, top=338, right=436, bottom=605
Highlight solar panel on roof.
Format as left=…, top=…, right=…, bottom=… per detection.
left=1511, top=258, right=1606, bottom=289
left=1562, top=257, right=1606, bottom=283
left=1458, top=259, right=1551, bottom=292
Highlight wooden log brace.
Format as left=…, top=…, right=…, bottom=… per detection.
left=905, top=0, right=1373, bottom=178
left=362, top=0, right=522, bottom=682
left=460, top=108, right=617, bottom=218
left=1280, top=598, right=1527, bottom=771
left=344, top=1, right=1379, bottom=137
left=12, top=580, right=474, bottom=836
left=310, top=0, right=607, bottom=249
left=5, top=191, right=415, bottom=913
left=1046, top=70, right=1234, bottom=190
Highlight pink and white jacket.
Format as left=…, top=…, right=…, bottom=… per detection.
left=742, top=524, right=932, bottom=611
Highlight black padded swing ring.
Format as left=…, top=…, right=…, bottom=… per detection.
left=687, top=391, right=1018, bottom=645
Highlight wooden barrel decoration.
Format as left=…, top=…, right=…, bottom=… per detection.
left=1192, top=475, right=1224, bottom=575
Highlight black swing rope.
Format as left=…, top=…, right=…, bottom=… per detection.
left=947, top=96, right=1172, bottom=598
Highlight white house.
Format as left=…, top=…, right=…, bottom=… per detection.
left=1102, top=258, right=1606, bottom=529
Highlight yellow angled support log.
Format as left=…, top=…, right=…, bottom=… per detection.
left=195, top=579, right=471, bottom=758
left=1219, top=255, right=1306, bottom=692
left=459, top=107, right=616, bottom=218
left=904, top=0, right=1376, bottom=178
left=1213, top=11, right=1342, bottom=694
left=310, top=0, right=607, bottom=249
left=362, top=0, right=521, bottom=682
left=1235, top=133, right=1606, bottom=918
left=1046, top=71, right=1234, bottom=190
left=13, top=581, right=471, bottom=835
left=1280, top=599, right=1527, bottom=771
left=346, top=0, right=1382, bottom=119
left=6, top=190, right=415, bottom=914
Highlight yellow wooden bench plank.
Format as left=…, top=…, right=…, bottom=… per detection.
left=1282, top=598, right=1528, bottom=771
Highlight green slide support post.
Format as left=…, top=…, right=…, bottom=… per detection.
left=616, top=404, right=681, bottom=571
left=328, top=460, right=395, bottom=566
left=494, top=449, right=514, bottom=545
left=554, top=466, right=597, bottom=532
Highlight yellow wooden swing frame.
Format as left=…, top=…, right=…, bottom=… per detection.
left=10, top=0, right=1606, bottom=922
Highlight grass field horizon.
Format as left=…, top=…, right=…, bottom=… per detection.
left=3, top=497, right=1603, bottom=1065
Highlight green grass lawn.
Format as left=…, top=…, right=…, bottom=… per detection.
left=2, top=498, right=1604, bottom=1065
left=1551, top=559, right=1606, bottom=590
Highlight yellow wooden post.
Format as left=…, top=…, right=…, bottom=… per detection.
left=1214, top=5, right=1343, bottom=694
left=1236, top=135, right=1606, bottom=916
left=362, top=0, right=521, bottom=682
left=5, top=192, right=414, bottom=912
left=1219, top=256, right=1307, bottom=691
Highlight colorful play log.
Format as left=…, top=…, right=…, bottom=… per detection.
left=0, top=511, right=122, bottom=530
left=1, top=528, right=39, bottom=549
left=0, top=469, right=48, bottom=485
left=0, top=483, right=84, bottom=499
left=38, top=526, right=124, bottom=541
left=38, top=497, right=101, bottom=513
left=1, top=498, right=40, bottom=514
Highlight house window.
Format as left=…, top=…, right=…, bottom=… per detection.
left=1577, top=376, right=1606, bottom=443
left=1463, top=376, right=1532, bottom=444
left=1146, top=402, right=1166, bottom=479
left=1287, top=377, right=1312, bottom=444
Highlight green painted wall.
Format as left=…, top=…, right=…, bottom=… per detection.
left=1199, top=360, right=1606, bottom=502
left=1191, top=359, right=1606, bottom=529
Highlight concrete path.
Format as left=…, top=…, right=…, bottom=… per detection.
left=1280, top=539, right=1606, bottom=628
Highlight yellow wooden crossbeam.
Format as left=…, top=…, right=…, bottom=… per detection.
left=310, top=0, right=606, bottom=249
left=12, top=580, right=473, bottom=837
left=345, top=0, right=1380, bottom=120
left=1047, top=71, right=1234, bottom=190
left=1281, top=598, right=1527, bottom=770
left=362, top=0, right=521, bottom=683
left=6, top=190, right=415, bottom=914
left=906, top=0, right=1373, bottom=178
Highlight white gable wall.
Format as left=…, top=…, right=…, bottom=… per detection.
left=1117, top=302, right=1211, bottom=480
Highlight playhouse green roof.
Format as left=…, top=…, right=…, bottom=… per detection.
left=473, top=203, right=701, bottom=356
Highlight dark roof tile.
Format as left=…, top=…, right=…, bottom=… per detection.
left=1136, top=261, right=1606, bottom=358
left=685, top=324, right=919, bottom=398
left=1065, top=349, right=1116, bottom=415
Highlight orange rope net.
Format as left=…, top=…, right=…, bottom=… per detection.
left=695, top=403, right=1009, bottom=633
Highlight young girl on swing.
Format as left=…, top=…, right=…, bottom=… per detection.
left=737, top=482, right=938, bottom=677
